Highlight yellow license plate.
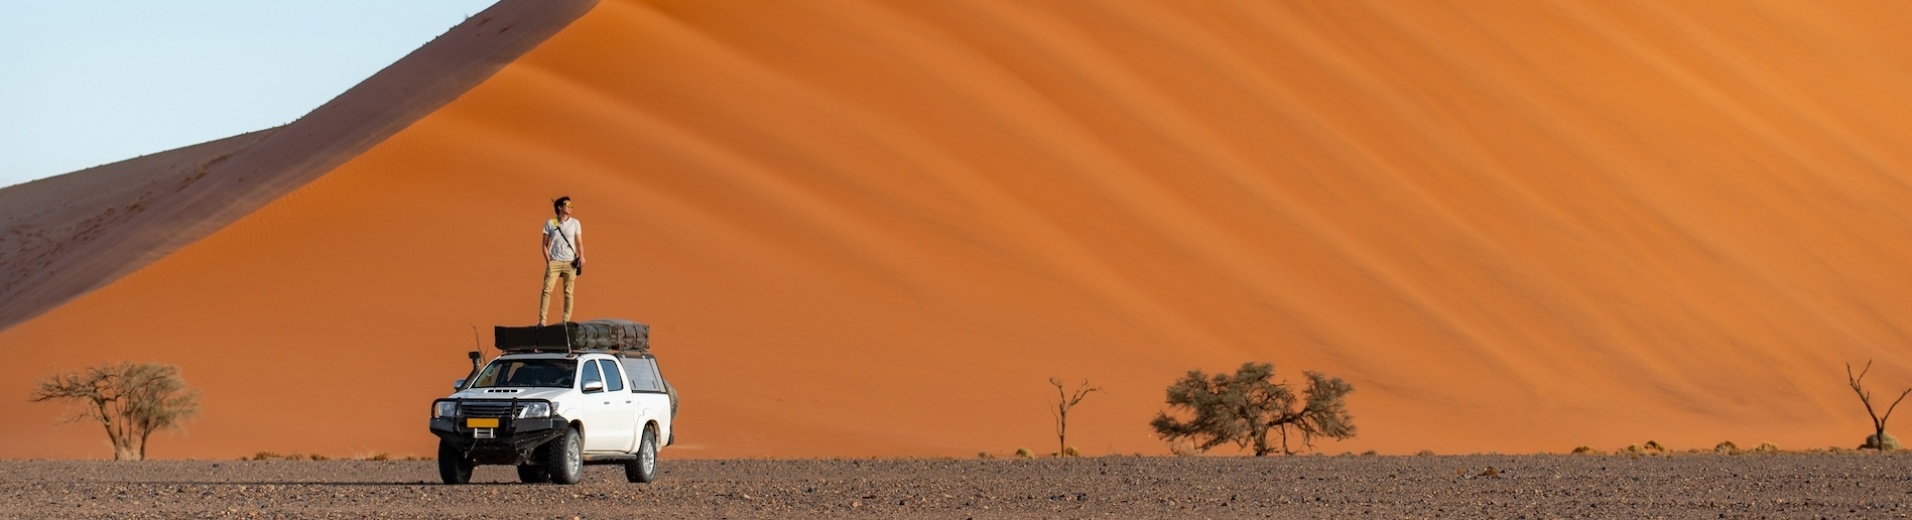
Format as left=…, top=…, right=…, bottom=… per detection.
left=465, top=418, right=499, bottom=428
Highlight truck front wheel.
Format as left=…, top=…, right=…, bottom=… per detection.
left=544, top=425, right=584, bottom=484
left=437, top=440, right=473, bottom=485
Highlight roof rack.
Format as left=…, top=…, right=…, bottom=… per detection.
left=494, top=319, right=650, bottom=354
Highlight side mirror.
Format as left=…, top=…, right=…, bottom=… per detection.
left=453, top=379, right=467, bottom=391
left=583, top=380, right=605, bottom=393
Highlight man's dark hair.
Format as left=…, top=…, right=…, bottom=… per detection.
left=553, top=196, right=572, bottom=216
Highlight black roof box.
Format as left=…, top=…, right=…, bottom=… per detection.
left=494, top=319, right=649, bottom=354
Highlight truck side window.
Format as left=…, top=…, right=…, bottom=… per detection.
left=625, top=359, right=662, bottom=392
left=599, top=360, right=625, bottom=392
left=581, top=359, right=603, bottom=391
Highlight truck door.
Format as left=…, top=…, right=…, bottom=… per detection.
left=595, top=359, right=637, bottom=452
left=578, top=359, right=633, bottom=452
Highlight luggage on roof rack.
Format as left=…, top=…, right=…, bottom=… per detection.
left=494, top=319, right=650, bottom=353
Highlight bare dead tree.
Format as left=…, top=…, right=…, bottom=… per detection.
left=1049, top=377, right=1099, bottom=457
left=30, top=362, right=201, bottom=460
left=1848, top=360, right=1911, bottom=451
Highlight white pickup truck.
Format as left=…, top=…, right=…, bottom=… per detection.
left=429, top=321, right=676, bottom=485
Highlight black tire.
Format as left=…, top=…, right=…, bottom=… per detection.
left=544, top=425, right=584, bottom=485
left=625, top=427, right=659, bottom=483
left=516, top=464, right=550, bottom=484
left=437, top=440, right=473, bottom=485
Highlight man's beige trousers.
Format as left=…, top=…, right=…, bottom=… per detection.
left=539, top=260, right=577, bottom=323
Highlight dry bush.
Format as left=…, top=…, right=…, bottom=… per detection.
left=1570, top=446, right=1601, bottom=455
left=1014, top=447, right=1033, bottom=459
left=1151, top=362, right=1355, bottom=456
left=1642, top=440, right=1667, bottom=454
left=1360, top=450, right=1378, bottom=456
left=1714, top=441, right=1740, bottom=454
left=1415, top=449, right=1436, bottom=456
left=30, top=362, right=201, bottom=461
left=977, top=451, right=994, bottom=459
left=245, top=452, right=304, bottom=461
left=1061, top=446, right=1081, bottom=457
left=1863, top=432, right=1902, bottom=451
left=1751, top=442, right=1781, bottom=453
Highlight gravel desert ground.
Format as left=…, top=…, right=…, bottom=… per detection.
left=3, top=453, right=1909, bottom=519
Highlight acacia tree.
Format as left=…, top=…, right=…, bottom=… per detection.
left=1848, top=360, right=1911, bottom=451
left=30, top=362, right=201, bottom=460
left=1150, top=362, right=1354, bottom=456
left=1049, top=377, right=1099, bottom=457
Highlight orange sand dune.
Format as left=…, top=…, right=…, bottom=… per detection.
left=7, top=0, right=1912, bottom=459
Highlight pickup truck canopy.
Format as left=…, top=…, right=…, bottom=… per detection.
left=495, top=319, right=649, bottom=354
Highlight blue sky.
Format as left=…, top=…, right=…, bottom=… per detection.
left=0, top=1, right=499, bottom=188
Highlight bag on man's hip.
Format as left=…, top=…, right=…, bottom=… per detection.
left=571, top=258, right=584, bottom=276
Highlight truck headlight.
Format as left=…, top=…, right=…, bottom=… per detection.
left=516, top=401, right=551, bottom=419
left=434, top=401, right=458, bottom=418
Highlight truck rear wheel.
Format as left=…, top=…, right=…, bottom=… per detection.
left=625, top=428, right=658, bottom=483
left=544, top=425, right=584, bottom=485
left=437, top=440, right=473, bottom=485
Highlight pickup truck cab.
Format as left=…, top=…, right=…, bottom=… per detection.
left=430, top=348, right=675, bottom=484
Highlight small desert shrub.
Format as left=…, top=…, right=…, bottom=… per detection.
left=1641, top=440, right=1667, bottom=453
left=1360, top=450, right=1378, bottom=456
left=1714, top=441, right=1740, bottom=454
left=1862, top=432, right=1903, bottom=451
left=309, top=454, right=330, bottom=461
left=1061, top=446, right=1080, bottom=457
left=1415, top=449, right=1436, bottom=456
left=1167, top=440, right=1200, bottom=457
left=1570, top=446, right=1601, bottom=455
left=1477, top=467, right=1500, bottom=477
left=1014, top=447, right=1033, bottom=459
left=367, top=452, right=391, bottom=461
left=977, top=451, right=994, bottom=459
left=1751, top=442, right=1780, bottom=453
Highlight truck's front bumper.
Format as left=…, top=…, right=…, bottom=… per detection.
left=429, top=414, right=570, bottom=466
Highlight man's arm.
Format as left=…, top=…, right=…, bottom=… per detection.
left=542, top=230, right=553, bottom=262
left=573, top=226, right=585, bottom=266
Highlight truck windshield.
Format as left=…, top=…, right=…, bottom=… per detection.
left=470, top=359, right=576, bottom=388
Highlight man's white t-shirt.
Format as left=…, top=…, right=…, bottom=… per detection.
left=544, top=217, right=582, bottom=262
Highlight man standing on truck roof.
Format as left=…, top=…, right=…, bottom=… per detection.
left=539, top=196, right=584, bottom=325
